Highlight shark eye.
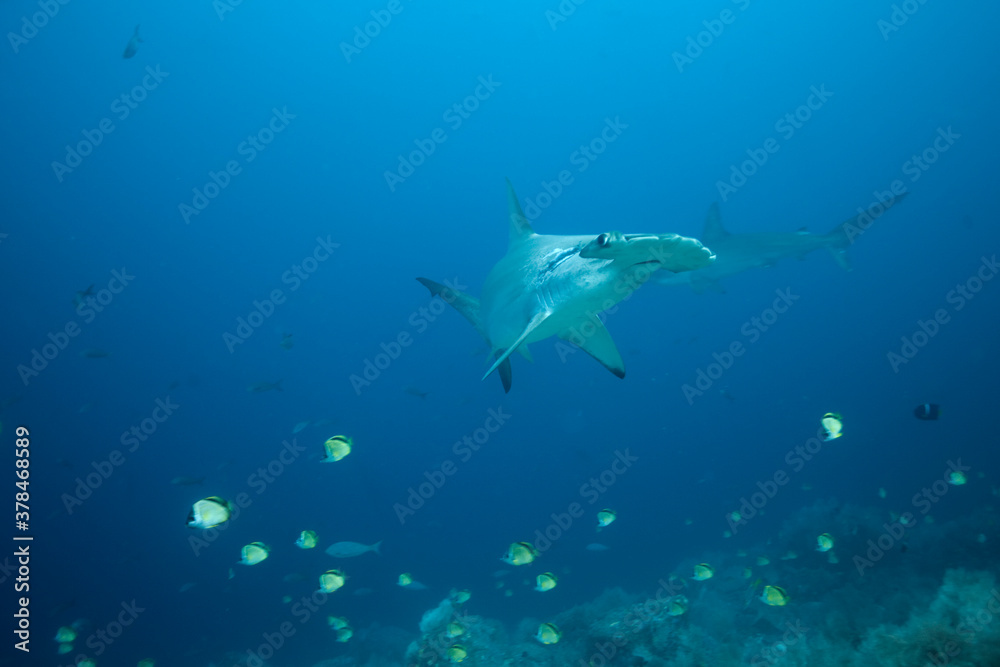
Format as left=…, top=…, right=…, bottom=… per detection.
left=596, top=233, right=610, bottom=247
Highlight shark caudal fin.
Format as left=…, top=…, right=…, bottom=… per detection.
left=415, top=277, right=516, bottom=393
left=823, top=192, right=908, bottom=271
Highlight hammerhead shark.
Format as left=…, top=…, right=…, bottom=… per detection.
left=417, top=180, right=716, bottom=392
left=123, top=25, right=143, bottom=59
left=657, top=194, right=907, bottom=292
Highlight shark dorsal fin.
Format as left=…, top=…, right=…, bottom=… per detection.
left=506, top=178, right=535, bottom=246
left=702, top=203, right=729, bottom=245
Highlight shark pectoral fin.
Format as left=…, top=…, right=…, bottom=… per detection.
left=416, top=278, right=487, bottom=339
left=560, top=315, right=625, bottom=379
left=482, top=311, right=549, bottom=384
left=517, top=344, right=534, bottom=363
left=827, top=247, right=852, bottom=271
left=690, top=274, right=724, bottom=294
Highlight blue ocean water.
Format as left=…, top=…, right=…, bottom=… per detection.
left=3, top=1, right=999, bottom=666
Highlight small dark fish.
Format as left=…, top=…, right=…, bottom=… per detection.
left=170, top=476, right=206, bottom=486
left=80, top=348, right=110, bottom=358
left=0, top=394, right=23, bottom=413
left=279, top=333, right=294, bottom=350
left=47, top=598, right=76, bottom=618
left=914, top=404, right=941, bottom=421
left=123, top=25, right=143, bottom=59
left=247, top=380, right=282, bottom=393
left=73, top=285, right=95, bottom=308
left=404, top=386, right=428, bottom=399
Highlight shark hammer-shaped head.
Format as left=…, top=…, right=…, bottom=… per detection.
left=417, top=180, right=715, bottom=392
left=580, top=231, right=718, bottom=273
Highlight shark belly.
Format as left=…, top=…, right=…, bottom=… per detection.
left=483, top=253, right=619, bottom=351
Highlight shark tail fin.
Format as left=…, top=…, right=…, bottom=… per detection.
left=416, top=277, right=512, bottom=392
left=823, top=192, right=909, bottom=271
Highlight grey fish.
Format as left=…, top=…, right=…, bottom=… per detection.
left=325, top=540, right=382, bottom=558
left=247, top=380, right=282, bottom=393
